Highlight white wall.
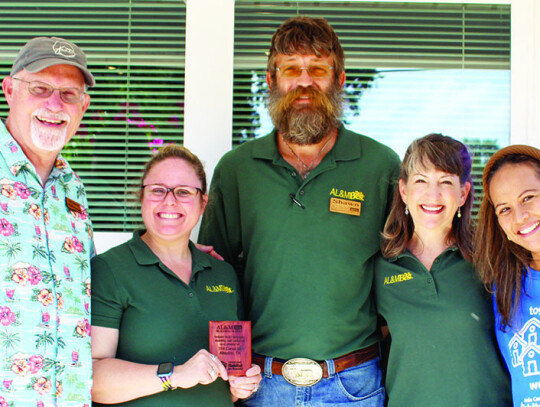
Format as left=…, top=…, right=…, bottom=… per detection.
left=95, top=0, right=539, bottom=254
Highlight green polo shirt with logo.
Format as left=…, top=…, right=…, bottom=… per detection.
left=199, top=125, right=400, bottom=360
left=91, top=230, right=243, bottom=407
left=373, top=247, right=512, bottom=407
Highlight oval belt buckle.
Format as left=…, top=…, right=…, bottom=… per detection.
left=282, top=358, right=323, bottom=387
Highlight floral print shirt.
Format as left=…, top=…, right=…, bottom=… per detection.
left=0, top=121, right=93, bottom=407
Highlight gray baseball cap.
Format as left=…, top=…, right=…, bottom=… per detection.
left=10, top=36, right=95, bottom=87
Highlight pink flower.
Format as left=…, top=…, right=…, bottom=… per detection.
left=28, top=355, right=43, bottom=374
left=71, top=236, right=83, bottom=253
left=0, top=306, right=15, bottom=326
left=0, top=396, right=9, bottom=407
left=27, top=266, right=42, bottom=285
left=0, top=219, right=14, bottom=237
left=75, top=319, right=91, bottom=337
left=79, top=207, right=88, bottom=220
left=13, top=182, right=30, bottom=199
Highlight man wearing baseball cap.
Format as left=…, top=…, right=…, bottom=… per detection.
left=0, top=37, right=94, bottom=406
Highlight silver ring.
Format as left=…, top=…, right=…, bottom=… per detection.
left=210, top=367, right=216, bottom=376
left=210, top=354, right=217, bottom=361
left=253, top=384, right=259, bottom=393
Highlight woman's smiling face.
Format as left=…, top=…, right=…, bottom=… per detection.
left=490, top=161, right=540, bottom=266
left=141, top=157, right=207, bottom=243
left=399, top=162, right=470, bottom=236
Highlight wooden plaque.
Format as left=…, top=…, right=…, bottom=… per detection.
left=209, top=321, right=251, bottom=375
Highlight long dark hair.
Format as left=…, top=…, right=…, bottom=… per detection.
left=475, top=154, right=540, bottom=329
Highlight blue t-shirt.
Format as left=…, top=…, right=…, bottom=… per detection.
left=496, top=266, right=540, bottom=407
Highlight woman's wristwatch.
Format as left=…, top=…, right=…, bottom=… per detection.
left=157, top=362, right=174, bottom=391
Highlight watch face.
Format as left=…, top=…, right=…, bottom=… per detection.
left=157, top=362, right=174, bottom=376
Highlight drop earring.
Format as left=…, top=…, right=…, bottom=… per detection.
left=457, top=207, right=461, bottom=218
left=405, top=205, right=409, bottom=215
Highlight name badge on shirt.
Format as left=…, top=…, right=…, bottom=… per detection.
left=329, top=197, right=361, bottom=216
left=66, top=197, right=84, bottom=214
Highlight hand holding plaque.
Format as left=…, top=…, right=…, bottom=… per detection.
left=209, top=321, right=251, bottom=375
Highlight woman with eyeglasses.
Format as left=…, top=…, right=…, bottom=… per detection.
left=474, top=145, right=540, bottom=407
left=91, top=144, right=261, bottom=406
left=373, top=134, right=511, bottom=406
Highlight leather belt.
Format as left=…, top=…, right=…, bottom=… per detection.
left=252, top=343, right=379, bottom=379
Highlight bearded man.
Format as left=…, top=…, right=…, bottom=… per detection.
left=0, top=37, right=94, bottom=406
left=199, top=16, right=400, bottom=406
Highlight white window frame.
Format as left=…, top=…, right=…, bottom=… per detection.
left=96, top=0, right=539, bottom=252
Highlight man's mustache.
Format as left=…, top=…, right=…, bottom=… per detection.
left=276, top=86, right=334, bottom=116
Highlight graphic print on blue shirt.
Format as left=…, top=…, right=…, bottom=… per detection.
left=496, top=267, right=540, bottom=407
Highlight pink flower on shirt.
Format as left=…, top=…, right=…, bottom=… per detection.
left=27, top=266, right=42, bottom=285
left=13, top=182, right=30, bottom=199
left=74, top=319, right=90, bottom=338
left=0, top=219, right=14, bottom=237
left=28, top=355, right=43, bottom=374
left=0, top=307, right=15, bottom=326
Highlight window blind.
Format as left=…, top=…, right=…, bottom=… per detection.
left=0, top=0, right=186, bottom=231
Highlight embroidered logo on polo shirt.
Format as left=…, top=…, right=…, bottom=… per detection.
left=383, top=272, right=413, bottom=285
left=206, top=285, right=234, bottom=294
left=329, top=188, right=364, bottom=201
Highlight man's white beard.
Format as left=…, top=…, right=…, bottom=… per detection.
left=30, top=108, right=71, bottom=152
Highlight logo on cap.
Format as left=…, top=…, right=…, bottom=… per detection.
left=53, top=40, right=76, bottom=58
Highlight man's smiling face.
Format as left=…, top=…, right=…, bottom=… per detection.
left=3, top=64, right=90, bottom=157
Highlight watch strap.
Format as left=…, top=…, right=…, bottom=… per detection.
left=159, top=375, right=173, bottom=391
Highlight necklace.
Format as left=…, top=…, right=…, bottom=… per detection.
left=284, top=132, right=335, bottom=179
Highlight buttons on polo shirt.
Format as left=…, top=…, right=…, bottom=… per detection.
left=299, top=190, right=305, bottom=195
left=188, top=292, right=194, bottom=298
left=427, top=278, right=432, bottom=284
left=291, top=172, right=297, bottom=177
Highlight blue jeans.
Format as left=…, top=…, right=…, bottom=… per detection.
left=238, top=356, right=385, bottom=407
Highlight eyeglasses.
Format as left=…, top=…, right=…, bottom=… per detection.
left=141, top=184, right=202, bottom=203
left=275, top=63, right=334, bottom=78
left=11, top=77, right=86, bottom=104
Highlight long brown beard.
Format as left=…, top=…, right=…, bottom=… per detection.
left=267, top=83, right=343, bottom=145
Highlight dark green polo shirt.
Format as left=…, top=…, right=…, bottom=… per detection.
left=373, top=248, right=511, bottom=407
left=199, top=125, right=400, bottom=360
left=91, top=231, right=243, bottom=407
